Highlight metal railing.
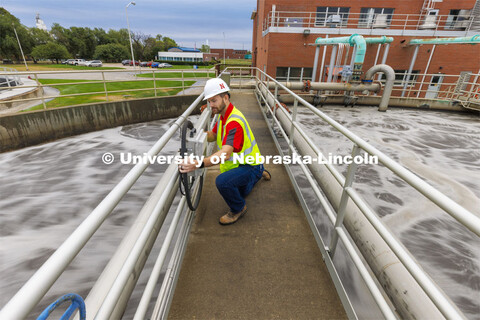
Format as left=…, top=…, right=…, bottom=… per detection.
left=0, top=91, right=213, bottom=319
left=247, top=66, right=479, bottom=319
left=0, top=67, right=23, bottom=89
left=241, top=66, right=479, bottom=109
left=0, top=68, right=213, bottom=113
left=1, top=66, right=478, bottom=319
left=263, top=10, right=477, bottom=35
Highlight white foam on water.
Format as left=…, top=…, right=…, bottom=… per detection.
left=295, top=105, right=480, bottom=319
left=0, top=118, right=184, bottom=318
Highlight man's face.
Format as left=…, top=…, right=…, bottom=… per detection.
left=207, top=94, right=227, bottom=115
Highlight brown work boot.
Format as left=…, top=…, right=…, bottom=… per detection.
left=262, top=169, right=271, bottom=181
left=219, top=205, right=247, bottom=225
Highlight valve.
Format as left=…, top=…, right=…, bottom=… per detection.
left=179, top=120, right=206, bottom=211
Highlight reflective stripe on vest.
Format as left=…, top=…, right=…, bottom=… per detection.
left=217, top=106, right=261, bottom=173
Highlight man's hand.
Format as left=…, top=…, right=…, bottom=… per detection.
left=178, top=145, right=233, bottom=173
left=206, top=130, right=216, bottom=142
left=178, top=158, right=200, bottom=173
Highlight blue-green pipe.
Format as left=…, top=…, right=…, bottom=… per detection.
left=314, top=34, right=393, bottom=65
left=349, top=34, right=366, bottom=64
left=365, top=36, right=394, bottom=44
left=409, top=35, right=480, bottom=45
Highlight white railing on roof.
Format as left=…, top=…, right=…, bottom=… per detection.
left=263, top=10, right=476, bottom=35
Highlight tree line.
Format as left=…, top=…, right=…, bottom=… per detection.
left=0, top=8, right=179, bottom=63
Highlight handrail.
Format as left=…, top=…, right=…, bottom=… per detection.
left=0, top=68, right=212, bottom=113
left=0, top=92, right=206, bottom=319
left=245, top=65, right=478, bottom=319
left=251, top=66, right=479, bottom=235
left=263, top=10, right=477, bottom=34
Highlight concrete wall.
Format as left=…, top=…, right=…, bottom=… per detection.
left=0, top=95, right=199, bottom=153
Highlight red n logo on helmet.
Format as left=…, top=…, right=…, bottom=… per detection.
left=219, top=83, right=225, bottom=89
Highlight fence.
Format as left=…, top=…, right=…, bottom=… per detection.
left=0, top=68, right=213, bottom=113
left=263, top=10, right=477, bottom=35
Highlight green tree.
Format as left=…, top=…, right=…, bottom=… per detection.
left=162, top=37, right=177, bottom=50
left=93, top=27, right=111, bottom=45
left=69, top=27, right=96, bottom=59
left=107, top=28, right=130, bottom=46
left=94, top=43, right=129, bottom=62
left=29, top=28, right=52, bottom=46
left=200, top=44, right=210, bottom=53
left=0, top=8, right=34, bottom=60
left=31, top=42, right=70, bottom=64
left=50, top=23, right=70, bottom=48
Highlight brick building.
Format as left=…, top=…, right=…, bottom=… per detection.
left=210, top=48, right=249, bottom=60
left=251, top=0, right=480, bottom=97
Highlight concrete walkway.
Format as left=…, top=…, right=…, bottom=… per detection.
left=168, top=92, right=347, bottom=319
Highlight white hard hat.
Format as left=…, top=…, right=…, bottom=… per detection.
left=203, top=78, right=230, bottom=100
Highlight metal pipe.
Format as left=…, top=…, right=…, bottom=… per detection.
left=409, top=35, right=480, bottom=45
left=264, top=88, right=463, bottom=319
left=327, top=45, right=337, bottom=83
left=378, top=43, right=390, bottom=81
left=312, top=46, right=320, bottom=82
left=417, top=44, right=436, bottom=98
left=365, top=64, right=395, bottom=111
left=402, top=45, right=419, bottom=97
left=364, top=35, right=394, bottom=44
left=319, top=35, right=328, bottom=82
left=260, top=72, right=480, bottom=236
left=374, top=44, right=381, bottom=66
left=349, top=45, right=357, bottom=69
left=268, top=81, right=381, bottom=92
left=133, top=196, right=188, bottom=320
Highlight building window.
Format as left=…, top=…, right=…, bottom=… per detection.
left=382, top=70, right=420, bottom=87
left=276, top=67, right=313, bottom=81
left=445, top=9, right=471, bottom=30
left=316, top=7, right=350, bottom=27
left=359, top=8, right=394, bottom=28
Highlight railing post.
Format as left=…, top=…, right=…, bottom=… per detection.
left=329, top=144, right=361, bottom=257
left=153, top=70, right=157, bottom=97
left=288, top=97, right=298, bottom=155
left=34, top=73, right=47, bottom=110
left=240, top=67, right=242, bottom=90
left=182, top=70, right=185, bottom=95
left=102, top=72, right=109, bottom=102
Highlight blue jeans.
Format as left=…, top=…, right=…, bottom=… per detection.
left=215, top=164, right=264, bottom=214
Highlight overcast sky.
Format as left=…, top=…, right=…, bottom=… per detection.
left=1, top=0, right=257, bottom=50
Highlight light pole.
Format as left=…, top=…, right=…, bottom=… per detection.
left=223, top=32, right=226, bottom=64
left=126, top=1, right=136, bottom=75
left=12, top=24, right=29, bottom=71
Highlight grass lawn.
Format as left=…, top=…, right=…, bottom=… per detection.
left=2, top=63, right=122, bottom=71
left=137, top=71, right=215, bottom=79
left=220, top=59, right=252, bottom=66
left=26, top=78, right=196, bottom=111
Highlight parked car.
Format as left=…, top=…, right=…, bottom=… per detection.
left=86, top=60, right=103, bottom=67
left=151, top=62, right=160, bottom=68
left=139, top=61, right=148, bottom=67
left=147, top=61, right=153, bottom=67
left=72, top=59, right=87, bottom=66
left=129, top=60, right=140, bottom=66
left=63, top=59, right=75, bottom=65
left=122, top=60, right=131, bottom=66
left=158, top=63, right=173, bottom=68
